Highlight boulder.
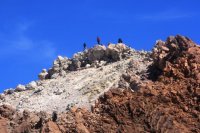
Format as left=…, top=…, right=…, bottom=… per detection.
left=51, top=73, right=60, bottom=79
left=73, top=52, right=86, bottom=60
left=97, top=60, right=107, bottom=68
left=52, top=63, right=60, bottom=72
left=88, top=45, right=106, bottom=62
left=91, top=60, right=99, bottom=68
left=4, top=89, right=15, bottom=95
left=26, top=81, right=37, bottom=90
left=0, top=94, right=5, bottom=100
left=57, top=55, right=65, bottom=61
left=85, top=64, right=91, bottom=68
left=15, top=84, right=26, bottom=92
left=68, top=59, right=81, bottom=71
left=115, top=43, right=128, bottom=51
left=53, top=56, right=69, bottom=72
left=106, top=43, right=129, bottom=61
left=59, top=70, right=67, bottom=77
left=107, top=44, right=121, bottom=61
left=38, top=69, right=48, bottom=80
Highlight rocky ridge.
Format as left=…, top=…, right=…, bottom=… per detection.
left=0, top=35, right=199, bottom=133
left=0, top=43, right=151, bottom=113
left=39, top=43, right=148, bottom=80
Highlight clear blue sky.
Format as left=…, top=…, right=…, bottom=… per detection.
left=0, top=0, right=200, bottom=92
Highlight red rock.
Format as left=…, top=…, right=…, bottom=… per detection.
left=42, top=121, right=61, bottom=133
left=0, top=118, right=8, bottom=133
left=70, top=106, right=78, bottom=113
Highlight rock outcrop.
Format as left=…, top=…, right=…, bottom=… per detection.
left=150, top=35, right=200, bottom=82
left=0, top=43, right=150, bottom=113
left=88, top=45, right=107, bottom=62
left=40, top=43, right=137, bottom=79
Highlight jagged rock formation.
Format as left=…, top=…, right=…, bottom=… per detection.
left=0, top=43, right=150, bottom=113
left=40, top=43, right=139, bottom=80
left=0, top=35, right=199, bottom=133
left=150, top=35, right=200, bottom=81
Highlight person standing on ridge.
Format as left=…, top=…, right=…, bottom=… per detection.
left=83, top=43, right=87, bottom=50
left=97, top=36, right=101, bottom=45
left=118, top=38, right=123, bottom=43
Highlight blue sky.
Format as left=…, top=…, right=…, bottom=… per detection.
left=0, top=0, right=200, bottom=91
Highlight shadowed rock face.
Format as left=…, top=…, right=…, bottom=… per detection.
left=0, top=35, right=200, bottom=133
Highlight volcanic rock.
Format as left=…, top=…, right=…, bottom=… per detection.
left=4, top=89, right=14, bottom=95
left=106, top=43, right=128, bottom=61
left=15, top=84, right=26, bottom=92
left=26, top=81, right=37, bottom=90
left=150, top=35, right=200, bottom=81
left=38, top=69, right=48, bottom=80
left=88, top=45, right=106, bottom=62
left=0, top=36, right=199, bottom=132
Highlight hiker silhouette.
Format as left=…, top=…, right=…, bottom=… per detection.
left=97, top=36, right=101, bottom=45
left=118, top=38, right=123, bottom=43
left=83, top=43, right=87, bottom=50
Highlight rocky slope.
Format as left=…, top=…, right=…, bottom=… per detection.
left=0, top=35, right=199, bottom=133
left=0, top=44, right=151, bottom=113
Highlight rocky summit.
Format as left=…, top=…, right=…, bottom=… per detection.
left=0, top=36, right=199, bottom=133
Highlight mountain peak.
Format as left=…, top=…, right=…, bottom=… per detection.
left=0, top=35, right=199, bottom=132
